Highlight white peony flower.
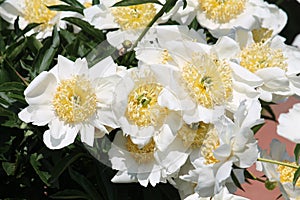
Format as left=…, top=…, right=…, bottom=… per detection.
left=220, top=29, right=298, bottom=102
left=257, top=139, right=300, bottom=200
left=174, top=0, right=287, bottom=38
left=0, top=0, right=86, bottom=39
left=108, top=130, right=190, bottom=187
left=277, top=103, right=300, bottom=143
left=83, top=0, right=183, bottom=48
left=83, top=0, right=183, bottom=30
left=184, top=187, right=249, bottom=200
left=137, top=38, right=234, bottom=124
left=18, top=55, right=120, bottom=149
left=112, top=64, right=182, bottom=148
left=180, top=100, right=261, bottom=197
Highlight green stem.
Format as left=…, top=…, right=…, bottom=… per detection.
left=131, top=0, right=177, bottom=49
left=247, top=170, right=265, bottom=183
left=257, top=157, right=299, bottom=169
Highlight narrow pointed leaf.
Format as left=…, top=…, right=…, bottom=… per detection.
left=294, top=144, right=300, bottom=164
left=60, top=0, right=85, bottom=8
left=68, top=168, right=102, bottom=200
left=113, top=0, right=162, bottom=7
left=293, top=167, right=300, bottom=186
left=30, top=153, right=51, bottom=186
left=33, top=26, right=60, bottom=74
left=48, top=5, right=83, bottom=14
left=49, top=152, right=85, bottom=184
left=62, top=17, right=104, bottom=42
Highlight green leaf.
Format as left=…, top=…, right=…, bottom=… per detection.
left=60, top=0, right=85, bottom=8
left=113, top=0, right=162, bottom=7
left=50, top=189, right=90, bottom=199
left=19, top=23, right=41, bottom=37
left=0, top=82, right=25, bottom=93
left=27, top=35, right=43, bottom=55
left=92, top=0, right=100, bottom=5
left=295, top=144, right=300, bottom=164
left=48, top=5, right=83, bottom=14
left=6, top=38, right=27, bottom=61
left=49, top=152, right=85, bottom=184
left=251, top=123, right=265, bottom=135
left=2, top=162, right=16, bottom=176
left=0, top=0, right=5, bottom=4
left=62, top=17, right=104, bottom=42
left=0, top=67, right=11, bottom=83
left=33, top=26, right=60, bottom=74
left=30, top=153, right=51, bottom=186
left=293, top=167, right=300, bottom=186
left=13, top=16, right=21, bottom=36
left=68, top=168, right=102, bottom=200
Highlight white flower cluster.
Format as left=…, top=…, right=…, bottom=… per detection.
left=1, top=0, right=300, bottom=199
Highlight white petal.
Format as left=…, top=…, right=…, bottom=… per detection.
left=256, top=68, right=289, bottom=91
left=90, top=56, right=118, bottom=78
left=111, top=171, right=138, bottom=183
left=18, top=105, right=55, bottom=126
left=24, top=71, right=57, bottom=105
left=158, top=88, right=181, bottom=111
left=57, top=55, right=75, bottom=80
left=230, top=63, right=263, bottom=87
left=216, top=160, right=233, bottom=183
left=213, top=36, right=240, bottom=59
left=214, top=144, right=231, bottom=161
left=43, top=126, right=78, bottom=149
left=277, top=103, right=300, bottom=143
left=94, top=75, right=120, bottom=105
left=154, top=124, right=176, bottom=152
left=80, top=123, right=95, bottom=146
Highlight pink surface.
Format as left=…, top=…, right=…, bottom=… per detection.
left=235, top=97, right=300, bottom=199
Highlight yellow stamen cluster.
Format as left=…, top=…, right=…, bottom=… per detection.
left=200, top=130, right=220, bottom=165
left=52, top=75, right=97, bottom=123
left=240, top=42, right=287, bottom=73
left=161, top=49, right=173, bottom=64
left=83, top=2, right=92, bottom=8
left=181, top=54, right=232, bottom=108
left=252, top=28, right=273, bottom=43
left=111, top=3, right=157, bottom=30
left=126, top=83, right=168, bottom=127
left=24, top=0, right=58, bottom=29
left=126, top=137, right=155, bottom=164
left=277, top=161, right=300, bottom=187
left=178, top=122, right=212, bottom=149
left=198, top=0, right=246, bottom=23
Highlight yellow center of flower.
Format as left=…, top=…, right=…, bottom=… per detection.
left=252, top=28, right=273, bottom=43
left=181, top=54, right=232, bottom=108
left=240, top=42, right=287, bottom=73
left=83, top=2, right=92, bottom=8
left=53, top=75, right=97, bottom=123
left=111, top=3, right=157, bottom=30
left=126, top=137, right=155, bottom=164
left=126, top=83, right=168, bottom=127
left=178, top=122, right=212, bottom=149
left=24, top=0, right=58, bottom=29
left=277, top=162, right=300, bottom=187
left=201, top=130, right=220, bottom=165
left=198, top=0, right=246, bottom=23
